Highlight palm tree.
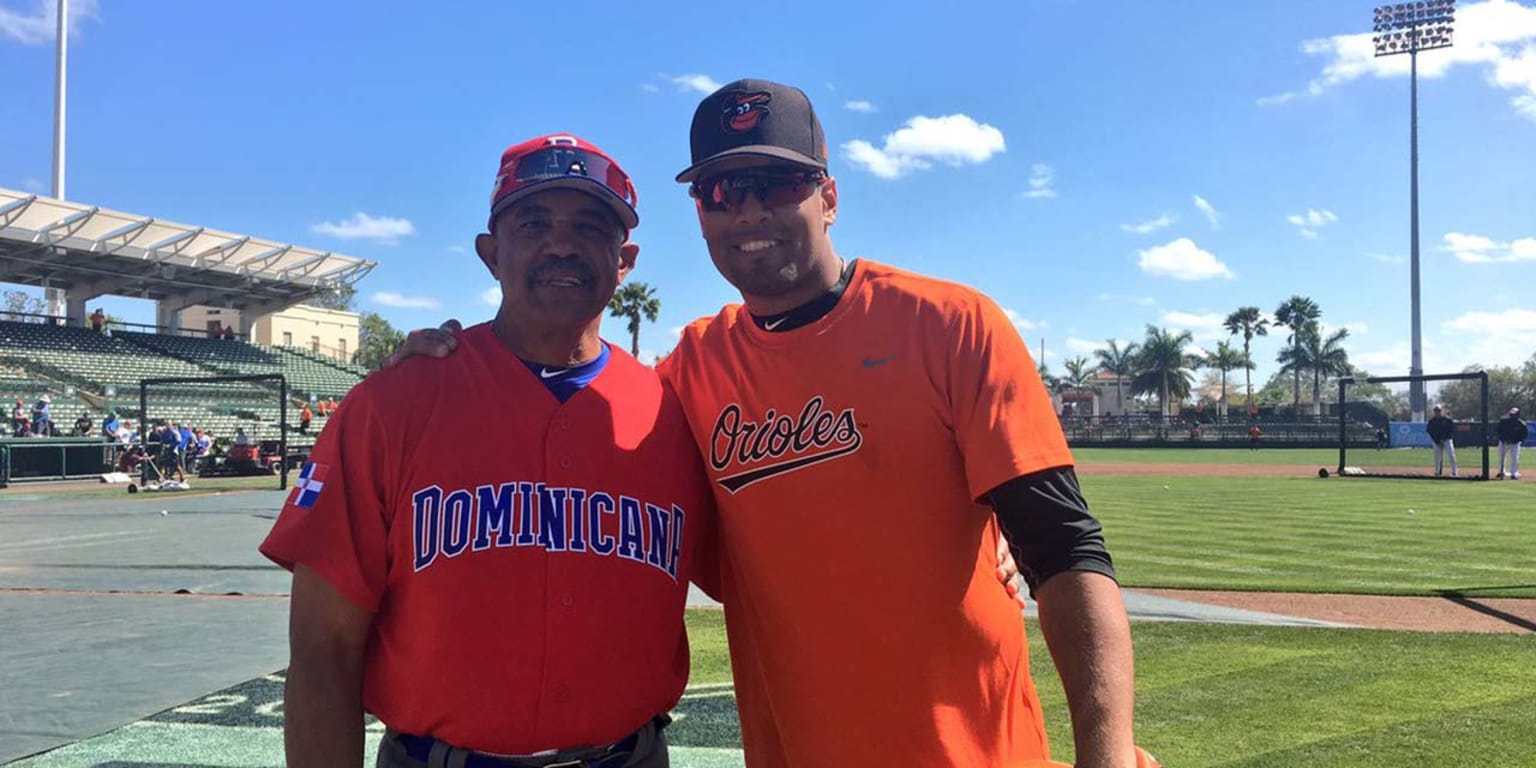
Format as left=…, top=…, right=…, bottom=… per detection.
left=1062, top=356, right=1094, bottom=394
left=1273, top=296, right=1321, bottom=414
left=1131, top=325, right=1197, bottom=418
left=1306, top=327, right=1351, bottom=415
left=607, top=282, right=660, bottom=356
left=1093, top=340, right=1139, bottom=416
left=1201, top=340, right=1251, bottom=419
left=1223, top=306, right=1269, bottom=408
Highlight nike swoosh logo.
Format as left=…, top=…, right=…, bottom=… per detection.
left=539, top=368, right=564, bottom=379
left=763, top=317, right=788, bottom=331
left=862, top=355, right=897, bottom=369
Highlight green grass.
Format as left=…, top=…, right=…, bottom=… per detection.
left=1075, top=446, right=1464, bottom=469
left=686, top=608, right=733, bottom=684
left=1083, top=474, right=1536, bottom=597
left=1034, top=621, right=1536, bottom=767
left=679, top=612, right=1536, bottom=767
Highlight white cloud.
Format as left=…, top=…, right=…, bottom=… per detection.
left=311, top=212, right=414, bottom=244
left=373, top=292, right=441, bottom=310
left=841, top=114, right=1006, bottom=180
left=1355, top=343, right=1412, bottom=375
left=1137, top=238, right=1235, bottom=281
left=1441, top=231, right=1536, bottom=263
left=1321, top=320, right=1370, bottom=337
left=1003, top=308, right=1041, bottom=330
left=1368, top=252, right=1406, bottom=264
left=20, top=177, right=45, bottom=193
left=1098, top=293, right=1157, bottom=307
left=480, top=287, right=500, bottom=307
left=640, top=83, right=660, bottom=93
left=1287, top=208, right=1338, bottom=239
left=1160, top=311, right=1229, bottom=344
left=1193, top=195, right=1221, bottom=229
left=446, top=244, right=467, bottom=254
left=0, top=0, right=97, bottom=44
left=668, top=325, right=685, bottom=338
left=1065, top=337, right=1101, bottom=355
left=671, top=74, right=722, bottom=95
left=1162, top=311, right=1226, bottom=330
left=1259, top=0, right=1536, bottom=121
left=844, top=100, right=877, bottom=113
left=1022, top=164, right=1057, bottom=199
left=1121, top=213, right=1175, bottom=234
left=1442, top=309, right=1536, bottom=368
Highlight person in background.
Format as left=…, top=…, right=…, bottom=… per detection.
left=74, top=411, right=94, bottom=437
left=90, top=307, right=106, bottom=332
left=1496, top=407, right=1527, bottom=480
left=1427, top=404, right=1458, bottom=478
left=31, top=394, right=52, bottom=437
left=11, top=398, right=28, bottom=436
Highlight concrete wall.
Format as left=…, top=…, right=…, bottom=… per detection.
left=180, top=304, right=359, bottom=362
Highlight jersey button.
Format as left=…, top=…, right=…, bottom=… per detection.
left=559, top=457, right=573, bottom=469
left=557, top=417, right=572, bottom=430
left=561, top=593, right=574, bottom=607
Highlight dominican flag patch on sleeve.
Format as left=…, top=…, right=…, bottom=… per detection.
left=289, top=462, right=330, bottom=509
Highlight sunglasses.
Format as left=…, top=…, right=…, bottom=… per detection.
left=689, top=168, right=826, bottom=213
left=491, top=145, right=638, bottom=217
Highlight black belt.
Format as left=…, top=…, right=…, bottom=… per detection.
left=392, top=728, right=641, bottom=768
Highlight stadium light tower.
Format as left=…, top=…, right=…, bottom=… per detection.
left=53, top=0, right=67, bottom=200
left=1372, top=0, right=1454, bottom=422
left=45, top=0, right=69, bottom=319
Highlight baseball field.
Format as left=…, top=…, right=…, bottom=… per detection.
left=3, top=446, right=1533, bottom=767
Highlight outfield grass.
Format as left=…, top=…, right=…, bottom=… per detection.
left=1083, top=474, right=1536, bottom=597
left=680, top=612, right=1536, bottom=767
left=686, top=608, right=733, bottom=685
left=1034, top=621, right=1536, bottom=767
left=1074, top=446, right=1474, bottom=469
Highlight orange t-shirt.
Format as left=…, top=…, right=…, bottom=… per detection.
left=660, top=260, right=1074, bottom=767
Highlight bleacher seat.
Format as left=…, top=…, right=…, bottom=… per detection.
left=0, top=320, right=363, bottom=444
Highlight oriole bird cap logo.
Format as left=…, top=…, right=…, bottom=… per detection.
left=721, top=91, right=772, bottom=133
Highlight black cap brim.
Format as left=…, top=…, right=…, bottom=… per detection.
left=675, top=145, right=827, bottom=183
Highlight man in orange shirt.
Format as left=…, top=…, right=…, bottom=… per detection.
left=394, top=80, right=1145, bottom=768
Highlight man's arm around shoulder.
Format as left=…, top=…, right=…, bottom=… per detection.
left=284, top=563, right=372, bottom=768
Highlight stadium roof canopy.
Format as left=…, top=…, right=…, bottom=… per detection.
left=0, top=188, right=375, bottom=317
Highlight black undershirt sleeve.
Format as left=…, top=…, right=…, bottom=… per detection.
left=987, top=466, right=1117, bottom=598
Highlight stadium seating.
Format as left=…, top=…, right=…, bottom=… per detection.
left=0, top=320, right=362, bottom=445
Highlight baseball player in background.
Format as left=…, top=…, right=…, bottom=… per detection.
left=1427, top=404, right=1458, bottom=477
left=392, top=80, right=1153, bottom=768
left=260, top=135, right=716, bottom=767
left=1496, top=407, right=1527, bottom=479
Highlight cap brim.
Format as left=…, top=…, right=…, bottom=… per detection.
left=489, top=177, right=638, bottom=230
left=675, top=145, right=827, bottom=183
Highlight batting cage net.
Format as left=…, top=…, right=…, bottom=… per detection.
left=1335, top=371, right=1490, bottom=481
left=130, top=374, right=292, bottom=490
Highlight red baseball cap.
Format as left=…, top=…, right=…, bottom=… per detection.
left=488, top=134, right=639, bottom=230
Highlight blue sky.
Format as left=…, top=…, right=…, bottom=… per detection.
left=2, top=0, right=1534, bottom=388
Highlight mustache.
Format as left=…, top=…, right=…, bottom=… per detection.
left=527, top=259, right=595, bottom=283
